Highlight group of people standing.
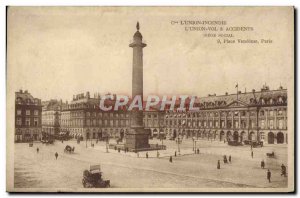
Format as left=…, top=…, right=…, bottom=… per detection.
left=217, top=155, right=232, bottom=169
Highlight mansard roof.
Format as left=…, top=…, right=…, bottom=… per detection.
left=196, top=88, right=287, bottom=109
left=15, top=90, right=41, bottom=105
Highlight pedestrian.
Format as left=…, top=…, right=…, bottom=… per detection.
left=261, top=160, right=265, bottom=169
left=137, top=152, right=139, bottom=158
left=267, top=169, right=271, bottom=183
left=217, top=160, right=220, bottom=169
left=229, top=155, right=231, bottom=163
left=197, top=148, right=200, bottom=154
left=169, top=156, right=173, bottom=163
left=223, top=155, right=228, bottom=164
left=281, top=164, right=287, bottom=177
left=146, top=152, right=148, bottom=159
left=157, top=151, right=160, bottom=158
left=62, top=140, right=63, bottom=143
left=251, top=151, right=253, bottom=158
left=175, top=151, right=177, bottom=157
left=36, top=147, right=39, bottom=153
left=55, top=152, right=58, bottom=160
left=250, top=144, right=253, bottom=150
left=118, top=148, right=120, bottom=153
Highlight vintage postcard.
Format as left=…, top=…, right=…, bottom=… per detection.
left=6, top=6, right=294, bottom=192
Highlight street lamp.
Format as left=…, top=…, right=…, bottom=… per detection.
left=106, top=136, right=109, bottom=153
left=192, top=137, right=195, bottom=151
left=91, top=135, right=93, bottom=147
left=86, top=136, right=88, bottom=148
left=177, top=135, right=181, bottom=155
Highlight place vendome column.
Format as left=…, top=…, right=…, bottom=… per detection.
left=125, top=22, right=150, bottom=151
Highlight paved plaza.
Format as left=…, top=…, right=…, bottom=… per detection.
left=14, top=138, right=288, bottom=189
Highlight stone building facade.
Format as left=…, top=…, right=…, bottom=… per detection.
left=32, top=85, right=287, bottom=145
left=61, top=92, right=131, bottom=141
left=15, top=90, right=42, bottom=142
left=164, top=86, right=288, bottom=144
left=41, top=99, right=66, bottom=136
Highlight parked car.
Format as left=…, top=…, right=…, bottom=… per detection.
left=82, top=165, right=110, bottom=188
left=228, top=140, right=243, bottom=146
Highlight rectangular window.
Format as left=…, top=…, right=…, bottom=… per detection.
left=269, top=120, right=274, bottom=129
left=261, top=120, right=265, bottom=129
left=34, top=110, right=38, bottom=116
left=215, top=121, right=219, bottom=127
left=235, top=120, right=239, bottom=128
left=16, top=118, right=22, bottom=125
left=278, top=120, right=283, bottom=129
left=26, top=110, right=30, bottom=116
left=17, top=110, right=22, bottom=115
left=34, top=118, right=38, bottom=126
left=25, top=118, right=30, bottom=126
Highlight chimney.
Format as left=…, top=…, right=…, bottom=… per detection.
left=19, top=89, right=23, bottom=93
left=24, top=90, right=28, bottom=94
left=252, top=89, right=255, bottom=93
left=225, top=92, right=228, bottom=95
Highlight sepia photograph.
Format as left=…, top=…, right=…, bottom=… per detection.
left=6, top=6, right=294, bottom=192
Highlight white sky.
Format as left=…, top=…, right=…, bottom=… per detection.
left=7, top=7, right=293, bottom=101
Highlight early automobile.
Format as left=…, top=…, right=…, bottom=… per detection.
left=64, top=145, right=75, bottom=153
left=243, top=140, right=263, bottom=147
left=228, top=140, right=243, bottom=146
left=252, top=141, right=264, bottom=147
left=82, top=165, right=110, bottom=188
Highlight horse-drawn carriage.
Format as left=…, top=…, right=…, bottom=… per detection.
left=82, top=165, right=110, bottom=188
left=64, top=145, right=75, bottom=153
left=266, top=151, right=275, bottom=158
